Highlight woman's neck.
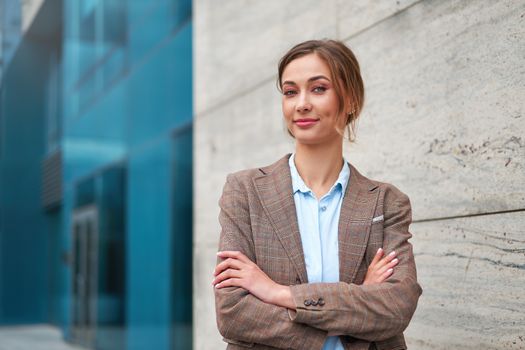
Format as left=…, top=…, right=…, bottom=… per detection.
left=293, top=140, right=344, bottom=199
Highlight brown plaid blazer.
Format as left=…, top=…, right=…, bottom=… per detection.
left=215, top=154, right=422, bottom=350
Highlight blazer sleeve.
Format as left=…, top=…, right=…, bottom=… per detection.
left=214, top=174, right=327, bottom=349
left=287, top=185, right=423, bottom=342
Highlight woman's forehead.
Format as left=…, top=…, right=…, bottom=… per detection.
left=281, top=53, right=332, bottom=82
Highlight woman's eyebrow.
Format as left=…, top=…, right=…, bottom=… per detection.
left=282, top=75, right=331, bottom=86
left=308, top=75, right=331, bottom=82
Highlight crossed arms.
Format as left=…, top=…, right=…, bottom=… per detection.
left=214, top=174, right=422, bottom=349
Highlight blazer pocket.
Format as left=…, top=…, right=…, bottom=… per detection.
left=372, top=214, right=384, bottom=223
left=223, top=337, right=255, bottom=348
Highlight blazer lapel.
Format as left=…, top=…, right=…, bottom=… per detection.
left=338, top=164, right=380, bottom=283
left=253, top=155, right=309, bottom=283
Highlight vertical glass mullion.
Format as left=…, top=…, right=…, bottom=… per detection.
left=95, top=0, right=103, bottom=95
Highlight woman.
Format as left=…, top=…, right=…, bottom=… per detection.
left=212, top=40, right=422, bottom=350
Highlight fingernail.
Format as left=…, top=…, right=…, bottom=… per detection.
left=377, top=248, right=383, bottom=253
left=392, top=258, right=399, bottom=263
left=389, top=251, right=396, bottom=256
left=387, top=268, right=393, bottom=273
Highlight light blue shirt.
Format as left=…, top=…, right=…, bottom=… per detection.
left=289, top=153, right=350, bottom=350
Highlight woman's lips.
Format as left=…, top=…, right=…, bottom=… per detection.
left=294, top=118, right=319, bottom=128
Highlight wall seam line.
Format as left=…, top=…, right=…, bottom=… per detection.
left=341, top=0, right=426, bottom=42
left=195, top=75, right=276, bottom=120
left=413, top=208, right=525, bottom=224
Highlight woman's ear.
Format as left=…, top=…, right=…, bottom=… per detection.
left=346, top=101, right=356, bottom=123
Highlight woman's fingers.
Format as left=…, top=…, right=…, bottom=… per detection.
left=376, top=257, right=399, bottom=276
left=369, top=248, right=384, bottom=268
left=217, top=250, right=252, bottom=264
left=374, top=250, right=396, bottom=270
left=212, top=268, right=242, bottom=286
left=215, top=277, right=243, bottom=289
left=374, top=268, right=394, bottom=283
left=364, top=250, right=398, bottom=285
left=214, top=257, right=243, bottom=277
left=380, top=268, right=394, bottom=281
left=213, top=251, right=254, bottom=288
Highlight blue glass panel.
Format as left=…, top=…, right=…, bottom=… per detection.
left=127, top=23, right=192, bottom=147
left=0, top=1, right=193, bottom=349
left=127, top=138, right=172, bottom=349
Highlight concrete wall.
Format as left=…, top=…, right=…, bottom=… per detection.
left=193, top=1, right=525, bottom=349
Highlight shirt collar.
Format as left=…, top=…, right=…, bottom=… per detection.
left=288, top=153, right=350, bottom=196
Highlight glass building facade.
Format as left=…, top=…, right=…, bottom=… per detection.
left=0, top=1, right=193, bottom=349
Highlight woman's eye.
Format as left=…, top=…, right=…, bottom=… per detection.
left=283, top=90, right=297, bottom=96
left=312, top=86, right=327, bottom=93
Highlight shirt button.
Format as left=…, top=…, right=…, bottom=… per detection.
left=311, top=300, right=318, bottom=306
left=304, top=299, right=312, bottom=306
left=320, top=206, right=327, bottom=212
left=318, top=298, right=325, bottom=306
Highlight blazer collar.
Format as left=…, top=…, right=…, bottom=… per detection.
left=253, top=154, right=379, bottom=284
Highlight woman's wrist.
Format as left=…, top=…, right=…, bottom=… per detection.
left=269, top=284, right=296, bottom=310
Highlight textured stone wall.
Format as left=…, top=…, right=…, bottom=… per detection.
left=193, top=1, right=525, bottom=349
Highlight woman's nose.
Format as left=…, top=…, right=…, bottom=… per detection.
left=296, top=93, right=312, bottom=113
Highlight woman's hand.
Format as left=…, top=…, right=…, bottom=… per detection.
left=213, top=251, right=295, bottom=309
left=363, top=248, right=399, bottom=285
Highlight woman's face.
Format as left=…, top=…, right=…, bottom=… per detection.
left=281, top=53, right=347, bottom=146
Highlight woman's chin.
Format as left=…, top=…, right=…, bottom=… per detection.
left=293, top=132, right=342, bottom=147
left=294, top=137, right=333, bottom=147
